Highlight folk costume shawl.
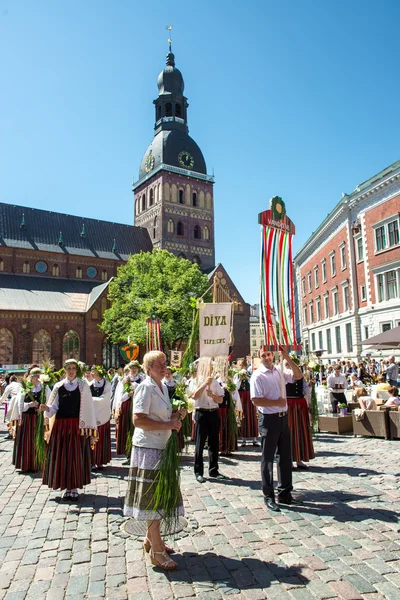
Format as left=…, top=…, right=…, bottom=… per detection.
left=45, top=377, right=98, bottom=437
left=16, top=383, right=51, bottom=424
left=90, top=379, right=112, bottom=427
left=113, top=376, right=140, bottom=414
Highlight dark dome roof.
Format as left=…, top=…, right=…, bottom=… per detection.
left=139, top=130, right=207, bottom=180
left=157, top=52, right=184, bottom=95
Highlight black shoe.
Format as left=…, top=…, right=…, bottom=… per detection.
left=209, top=472, right=227, bottom=480
left=252, top=441, right=260, bottom=447
left=196, top=475, right=206, bottom=483
left=296, top=463, right=309, bottom=470
left=278, top=496, right=303, bottom=506
left=264, top=498, right=280, bottom=512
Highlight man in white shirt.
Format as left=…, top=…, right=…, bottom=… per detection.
left=327, top=365, right=348, bottom=412
left=386, top=357, right=399, bottom=388
left=250, top=348, right=302, bottom=512
left=191, top=375, right=225, bottom=483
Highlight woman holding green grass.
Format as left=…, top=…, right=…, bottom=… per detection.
left=123, top=350, right=185, bottom=570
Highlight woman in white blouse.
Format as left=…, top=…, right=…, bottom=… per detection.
left=123, top=351, right=185, bottom=570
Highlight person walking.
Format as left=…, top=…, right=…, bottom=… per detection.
left=250, top=348, right=303, bottom=512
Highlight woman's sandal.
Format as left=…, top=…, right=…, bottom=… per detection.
left=70, top=491, right=79, bottom=499
left=150, top=549, right=177, bottom=570
left=63, top=490, right=72, bottom=499
left=143, top=537, right=174, bottom=554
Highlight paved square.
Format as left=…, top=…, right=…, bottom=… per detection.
left=1, top=414, right=399, bottom=599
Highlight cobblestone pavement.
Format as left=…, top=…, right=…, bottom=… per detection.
left=1, top=413, right=400, bottom=600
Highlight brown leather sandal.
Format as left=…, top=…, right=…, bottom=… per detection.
left=150, top=549, right=177, bottom=570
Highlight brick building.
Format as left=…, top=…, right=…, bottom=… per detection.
left=0, top=204, right=152, bottom=368
left=294, top=160, right=400, bottom=361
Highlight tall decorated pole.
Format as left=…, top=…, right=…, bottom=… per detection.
left=259, top=197, right=300, bottom=392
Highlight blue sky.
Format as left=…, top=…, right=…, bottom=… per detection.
left=1, top=0, right=399, bottom=305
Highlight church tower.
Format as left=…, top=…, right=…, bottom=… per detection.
left=133, top=46, right=215, bottom=270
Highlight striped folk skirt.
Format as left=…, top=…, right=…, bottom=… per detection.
left=116, top=399, right=132, bottom=455
left=123, top=446, right=184, bottom=521
left=239, top=390, right=258, bottom=439
left=12, top=413, right=38, bottom=472
left=219, top=407, right=237, bottom=455
left=287, top=397, right=315, bottom=463
left=42, top=417, right=92, bottom=490
left=91, top=421, right=111, bottom=467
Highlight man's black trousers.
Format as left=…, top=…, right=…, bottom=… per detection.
left=259, top=412, right=293, bottom=500
left=194, top=409, right=220, bottom=477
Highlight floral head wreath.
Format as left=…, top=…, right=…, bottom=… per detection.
left=91, top=365, right=106, bottom=378
left=128, top=360, right=142, bottom=371
left=64, top=358, right=83, bottom=379
left=29, top=367, right=43, bottom=377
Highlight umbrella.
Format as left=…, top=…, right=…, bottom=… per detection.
left=361, top=325, right=400, bottom=349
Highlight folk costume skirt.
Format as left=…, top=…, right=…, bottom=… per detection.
left=123, top=446, right=184, bottom=521
left=219, top=406, right=237, bottom=455
left=12, top=413, right=38, bottom=472
left=287, top=397, right=315, bottom=463
left=116, top=399, right=132, bottom=455
left=239, top=390, right=258, bottom=439
left=42, top=417, right=91, bottom=490
left=91, top=421, right=111, bottom=467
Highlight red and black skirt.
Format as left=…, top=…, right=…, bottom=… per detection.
left=91, top=421, right=111, bottom=467
left=12, top=412, right=39, bottom=472
left=287, top=397, right=315, bottom=463
left=239, top=390, right=258, bottom=439
left=219, top=406, right=237, bottom=455
left=116, top=399, right=132, bottom=455
left=42, top=417, right=91, bottom=490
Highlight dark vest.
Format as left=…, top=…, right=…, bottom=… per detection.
left=238, top=378, right=250, bottom=392
left=56, top=384, right=81, bottom=419
left=219, top=388, right=231, bottom=409
left=26, top=389, right=41, bottom=414
left=286, top=378, right=304, bottom=399
left=91, top=381, right=105, bottom=397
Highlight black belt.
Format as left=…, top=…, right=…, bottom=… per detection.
left=197, top=408, right=219, bottom=413
left=262, top=411, right=288, bottom=417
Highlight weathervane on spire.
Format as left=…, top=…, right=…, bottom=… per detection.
left=165, top=25, right=173, bottom=52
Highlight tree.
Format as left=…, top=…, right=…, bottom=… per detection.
left=100, top=250, right=210, bottom=351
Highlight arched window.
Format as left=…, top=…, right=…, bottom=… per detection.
left=102, top=340, right=120, bottom=369
left=203, top=225, right=210, bottom=240
left=23, top=261, right=30, bottom=274
left=76, top=267, right=82, bottom=279
left=0, top=259, right=4, bottom=271
left=167, top=219, right=174, bottom=233
left=175, top=103, right=182, bottom=118
left=0, top=328, right=13, bottom=364
left=101, top=270, right=108, bottom=281
left=177, top=222, right=184, bottom=236
left=179, top=189, right=184, bottom=204
left=192, top=192, right=197, bottom=207
left=101, top=298, right=107, bottom=315
left=157, top=105, right=162, bottom=120
left=178, top=253, right=186, bottom=259
left=91, top=308, right=99, bottom=320
left=52, top=264, right=60, bottom=276
left=153, top=216, right=158, bottom=240
left=165, top=102, right=172, bottom=117
left=32, top=329, right=51, bottom=364
left=194, top=225, right=201, bottom=240
left=135, top=199, right=138, bottom=215
left=192, top=255, right=201, bottom=266
left=62, top=330, right=80, bottom=363
left=141, top=194, right=146, bottom=211
left=149, top=189, right=154, bottom=206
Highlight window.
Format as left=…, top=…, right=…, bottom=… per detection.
left=301, top=277, right=306, bottom=297
left=101, top=298, right=107, bottom=315
left=52, top=264, right=60, bottom=276
left=101, top=270, right=108, bottom=281
left=356, top=237, right=364, bottom=261
left=307, top=272, right=312, bottom=292
left=326, top=329, right=332, bottom=354
left=343, top=285, right=350, bottom=311
left=382, top=323, right=392, bottom=332
left=157, top=105, right=162, bottom=121
left=165, top=102, right=172, bottom=117
left=386, top=270, right=397, bottom=299
left=309, top=302, right=314, bottom=323
left=141, top=194, right=146, bottom=211
left=252, top=339, right=257, bottom=347
left=375, top=226, right=386, bottom=251
left=0, top=259, right=4, bottom=271
left=364, top=326, right=369, bottom=340
left=322, top=259, right=327, bottom=282
left=303, top=307, right=307, bottom=326
left=340, top=244, right=346, bottom=270
left=149, top=189, right=154, bottom=206
left=178, top=252, right=186, bottom=259
left=102, top=341, right=120, bottom=369
left=377, top=274, right=385, bottom=302
left=91, top=308, right=99, bottom=319
left=330, top=252, right=336, bottom=277
left=23, top=261, right=30, bottom=274
left=333, top=289, right=339, bottom=315
left=318, top=331, right=323, bottom=350
left=167, top=219, right=174, bottom=233
left=335, top=326, right=342, bottom=354
left=32, top=329, right=51, bottom=364
left=316, top=297, right=321, bottom=322
left=76, top=267, right=82, bottom=279
left=62, top=330, right=80, bottom=363
left=311, top=332, right=316, bottom=351
left=194, top=225, right=201, bottom=239
left=0, top=328, right=13, bottom=364
left=346, top=323, right=352, bottom=353
left=360, top=285, right=366, bottom=301
left=192, top=192, right=197, bottom=207
left=192, top=255, right=201, bottom=266
left=153, top=216, right=158, bottom=240
left=35, top=261, right=47, bottom=274
left=324, top=293, right=329, bottom=319
left=177, top=222, right=184, bottom=236
left=203, top=225, right=209, bottom=240
left=179, top=190, right=184, bottom=204
left=175, top=103, right=182, bottom=118
left=314, top=266, right=319, bottom=288
left=388, top=220, right=399, bottom=246
left=252, top=328, right=256, bottom=335
left=87, top=267, right=97, bottom=278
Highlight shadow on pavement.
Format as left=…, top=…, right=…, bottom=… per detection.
left=305, top=464, right=382, bottom=477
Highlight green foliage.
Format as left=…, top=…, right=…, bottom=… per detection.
left=100, top=250, right=209, bottom=350
left=310, top=382, right=319, bottom=435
